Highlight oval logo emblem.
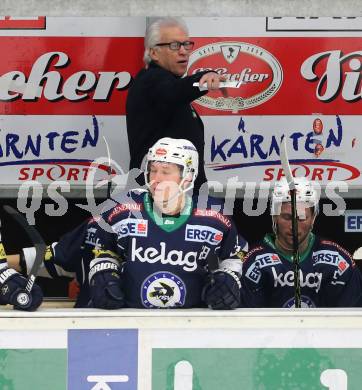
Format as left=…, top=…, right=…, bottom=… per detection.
left=188, top=41, right=283, bottom=111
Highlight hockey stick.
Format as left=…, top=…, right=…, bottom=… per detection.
left=3, top=205, right=47, bottom=309
left=102, top=135, right=112, bottom=200
left=207, top=250, right=219, bottom=275
left=280, top=138, right=301, bottom=308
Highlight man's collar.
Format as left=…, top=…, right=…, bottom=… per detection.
left=148, top=61, right=180, bottom=77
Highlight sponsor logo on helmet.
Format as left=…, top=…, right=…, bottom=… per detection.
left=272, top=267, right=322, bottom=292
left=155, top=148, right=167, bottom=156
left=113, top=218, right=148, bottom=238
left=141, top=271, right=186, bottom=308
left=185, top=225, right=223, bottom=246
left=245, top=253, right=282, bottom=283
left=131, top=238, right=198, bottom=272
left=183, top=145, right=197, bottom=151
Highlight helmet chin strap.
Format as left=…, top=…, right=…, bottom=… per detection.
left=178, top=175, right=194, bottom=195
left=153, top=190, right=185, bottom=216
left=150, top=181, right=187, bottom=215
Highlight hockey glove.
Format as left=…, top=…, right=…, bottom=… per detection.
left=202, top=269, right=241, bottom=310
left=0, top=268, right=43, bottom=311
left=89, top=259, right=125, bottom=309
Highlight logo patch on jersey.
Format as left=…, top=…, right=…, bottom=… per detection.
left=244, top=253, right=282, bottom=283
left=85, top=227, right=102, bottom=247
left=272, top=267, right=322, bottom=293
left=113, top=218, right=148, bottom=238
left=283, top=295, right=316, bottom=308
left=185, top=225, right=223, bottom=245
left=338, top=259, right=349, bottom=274
left=131, top=238, right=198, bottom=272
left=312, top=250, right=350, bottom=275
left=107, top=203, right=142, bottom=222
left=141, top=271, right=186, bottom=308
left=193, top=209, right=231, bottom=228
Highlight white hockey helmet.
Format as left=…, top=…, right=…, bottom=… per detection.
left=271, top=177, right=319, bottom=216
left=144, top=137, right=199, bottom=193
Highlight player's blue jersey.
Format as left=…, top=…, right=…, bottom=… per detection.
left=241, top=233, right=362, bottom=308
left=48, top=189, right=247, bottom=308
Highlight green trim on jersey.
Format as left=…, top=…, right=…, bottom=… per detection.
left=263, top=232, right=316, bottom=263
left=144, top=193, right=193, bottom=233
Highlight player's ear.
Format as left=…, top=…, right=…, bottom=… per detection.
left=311, top=214, right=317, bottom=230
left=181, top=173, right=192, bottom=190
left=149, top=47, right=159, bottom=62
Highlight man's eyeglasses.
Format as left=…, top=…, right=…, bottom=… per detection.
left=154, top=41, right=195, bottom=51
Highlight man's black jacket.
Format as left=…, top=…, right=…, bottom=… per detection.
left=126, top=61, right=209, bottom=190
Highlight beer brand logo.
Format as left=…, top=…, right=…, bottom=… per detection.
left=0, top=51, right=132, bottom=102
left=301, top=50, right=362, bottom=102
left=188, top=41, right=283, bottom=111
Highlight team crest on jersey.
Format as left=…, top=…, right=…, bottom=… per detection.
left=141, top=271, right=186, bottom=308
left=185, top=225, right=223, bottom=245
left=113, top=218, right=148, bottom=238
left=283, top=295, right=316, bottom=308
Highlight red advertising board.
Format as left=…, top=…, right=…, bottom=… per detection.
left=188, top=37, right=361, bottom=115
left=0, top=37, right=143, bottom=115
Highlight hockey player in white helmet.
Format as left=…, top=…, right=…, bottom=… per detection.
left=144, top=137, right=199, bottom=216
left=270, top=177, right=319, bottom=255
left=9, top=137, right=248, bottom=310
left=240, top=177, right=362, bottom=308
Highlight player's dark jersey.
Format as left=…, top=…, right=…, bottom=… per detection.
left=241, top=233, right=362, bottom=308
left=46, top=189, right=247, bottom=308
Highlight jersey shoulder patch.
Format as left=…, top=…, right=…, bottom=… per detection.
left=243, top=245, right=265, bottom=264
left=320, top=239, right=353, bottom=261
